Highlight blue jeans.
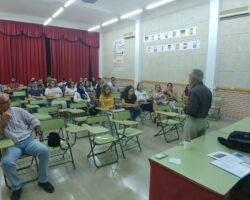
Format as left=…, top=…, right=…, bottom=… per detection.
left=126, top=106, right=142, bottom=119
left=1, top=138, right=49, bottom=190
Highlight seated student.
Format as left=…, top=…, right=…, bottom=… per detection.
left=44, top=76, right=52, bottom=88
left=99, top=84, right=115, bottom=110
left=153, top=84, right=166, bottom=105
left=7, top=76, right=20, bottom=91
left=91, top=77, right=97, bottom=87
left=76, top=77, right=83, bottom=89
left=65, top=81, right=75, bottom=96
left=96, top=78, right=104, bottom=99
left=38, top=78, right=45, bottom=94
left=121, top=85, right=141, bottom=120
left=74, top=83, right=91, bottom=103
left=164, top=82, right=175, bottom=101
left=84, top=80, right=94, bottom=97
left=0, top=94, right=54, bottom=200
left=135, top=82, right=158, bottom=118
left=45, top=80, right=67, bottom=108
left=182, top=84, right=191, bottom=104
left=28, top=80, right=43, bottom=99
left=28, top=77, right=35, bottom=90
left=58, top=78, right=67, bottom=89
left=108, top=77, right=120, bottom=93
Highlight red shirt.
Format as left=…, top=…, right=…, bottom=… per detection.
left=8, top=83, right=20, bottom=89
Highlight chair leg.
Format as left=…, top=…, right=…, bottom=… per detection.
left=136, top=136, right=142, bottom=152
left=69, top=148, right=76, bottom=169
left=118, top=137, right=125, bottom=159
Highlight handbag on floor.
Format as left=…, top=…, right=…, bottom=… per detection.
left=47, top=132, right=70, bottom=150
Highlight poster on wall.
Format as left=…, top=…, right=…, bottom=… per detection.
left=146, top=40, right=200, bottom=54
left=144, top=27, right=197, bottom=43
left=114, top=39, right=125, bottom=68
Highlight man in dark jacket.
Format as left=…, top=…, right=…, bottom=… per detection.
left=183, top=69, right=212, bottom=141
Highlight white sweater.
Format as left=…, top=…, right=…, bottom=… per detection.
left=74, top=91, right=91, bottom=103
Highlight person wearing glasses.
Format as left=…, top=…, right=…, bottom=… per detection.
left=0, top=94, right=54, bottom=200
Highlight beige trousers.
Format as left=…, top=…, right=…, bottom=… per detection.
left=182, top=115, right=207, bottom=141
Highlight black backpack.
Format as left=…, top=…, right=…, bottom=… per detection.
left=87, top=102, right=98, bottom=116
left=47, top=132, right=61, bottom=147
left=218, top=131, right=250, bottom=153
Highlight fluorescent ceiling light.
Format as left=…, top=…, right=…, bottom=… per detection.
left=64, top=0, right=75, bottom=8
left=102, top=18, right=118, bottom=27
left=120, top=9, right=143, bottom=19
left=52, top=7, right=64, bottom=18
left=43, top=18, right=52, bottom=26
left=146, top=0, right=175, bottom=10
left=88, top=25, right=101, bottom=32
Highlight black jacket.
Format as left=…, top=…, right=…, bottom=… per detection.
left=184, top=82, right=212, bottom=118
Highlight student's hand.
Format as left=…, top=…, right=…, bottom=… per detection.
left=2, top=110, right=11, bottom=122
left=29, top=135, right=40, bottom=140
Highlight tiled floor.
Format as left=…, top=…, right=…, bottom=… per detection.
left=0, top=118, right=234, bottom=200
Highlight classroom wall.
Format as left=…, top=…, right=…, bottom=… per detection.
left=102, top=0, right=250, bottom=120
left=141, top=0, right=210, bottom=83
left=102, top=21, right=135, bottom=79
left=217, top=0, right=250, bottom=88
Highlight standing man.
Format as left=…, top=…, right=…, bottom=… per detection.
left=108, top=77, right=120, bottom=93
left=183, top=69, right=212, bottom=142
left=0, top=94, right=54, bottom=200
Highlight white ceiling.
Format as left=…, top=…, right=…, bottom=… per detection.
left=0, top=0, right=159, bottom=30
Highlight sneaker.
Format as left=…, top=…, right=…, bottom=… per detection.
left=11, top=188, right=22, bottom=200
left=38, top=182, right=55, bottom=193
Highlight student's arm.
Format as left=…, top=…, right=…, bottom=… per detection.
left=135, top=100, right=139, bottom=107
left=45, top=88, right=51, bottom=97
left=99, top=96, right=106, bottom=108
left=73, top=92, right=82, bottom=102
left=0, top=110, right=11, bottom=136
left=18, top=107, right=40, bottom=128
left=58, top=88, right=63, bottom=97
left=135, top=91, right=143, bottom=102
left=84, top=89, right=91, bottom=102
left=121, top=98, right=135, bottom=107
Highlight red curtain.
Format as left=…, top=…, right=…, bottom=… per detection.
left=90, top=47, right=99, bottom=79
left=0, top=20, right=99, bottom=84
left=50, top=39, right=89, bottom=82
left=0, top=34, right=47, bottom=85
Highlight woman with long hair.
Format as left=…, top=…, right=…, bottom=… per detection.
left=182, top=84, right=191, bottom=104
left=99, top=84, right=115, bottom=110
left=96, top=78, right=104, bottom=99
left=153, top=84, right=166, bottom=104
left=121, top=85, right=141, bottom=120
left=65, top=81, right=75, bottom=96
left=136, top=82, right=158, bottom=120
left=45, top=80, right=67, bottom=108
left=84, top=80, right=94, bottom=97
left=164, top=82, right=175, bottom=101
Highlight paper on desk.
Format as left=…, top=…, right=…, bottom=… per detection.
left=211, top=160, right=250, bottom=179
left=208, top=151, right=244, bottom=165
left=233, top=152, right=250, bottom=167
left=169, top=158, right=181, bottom=165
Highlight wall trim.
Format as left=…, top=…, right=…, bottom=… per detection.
left=216, top=86, right=232, bottom=90
left=234, top=88, right=250, bottom=92
left=103, top=77, right=134, bottom=81
left=103, top=77, right=250, bottom=92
